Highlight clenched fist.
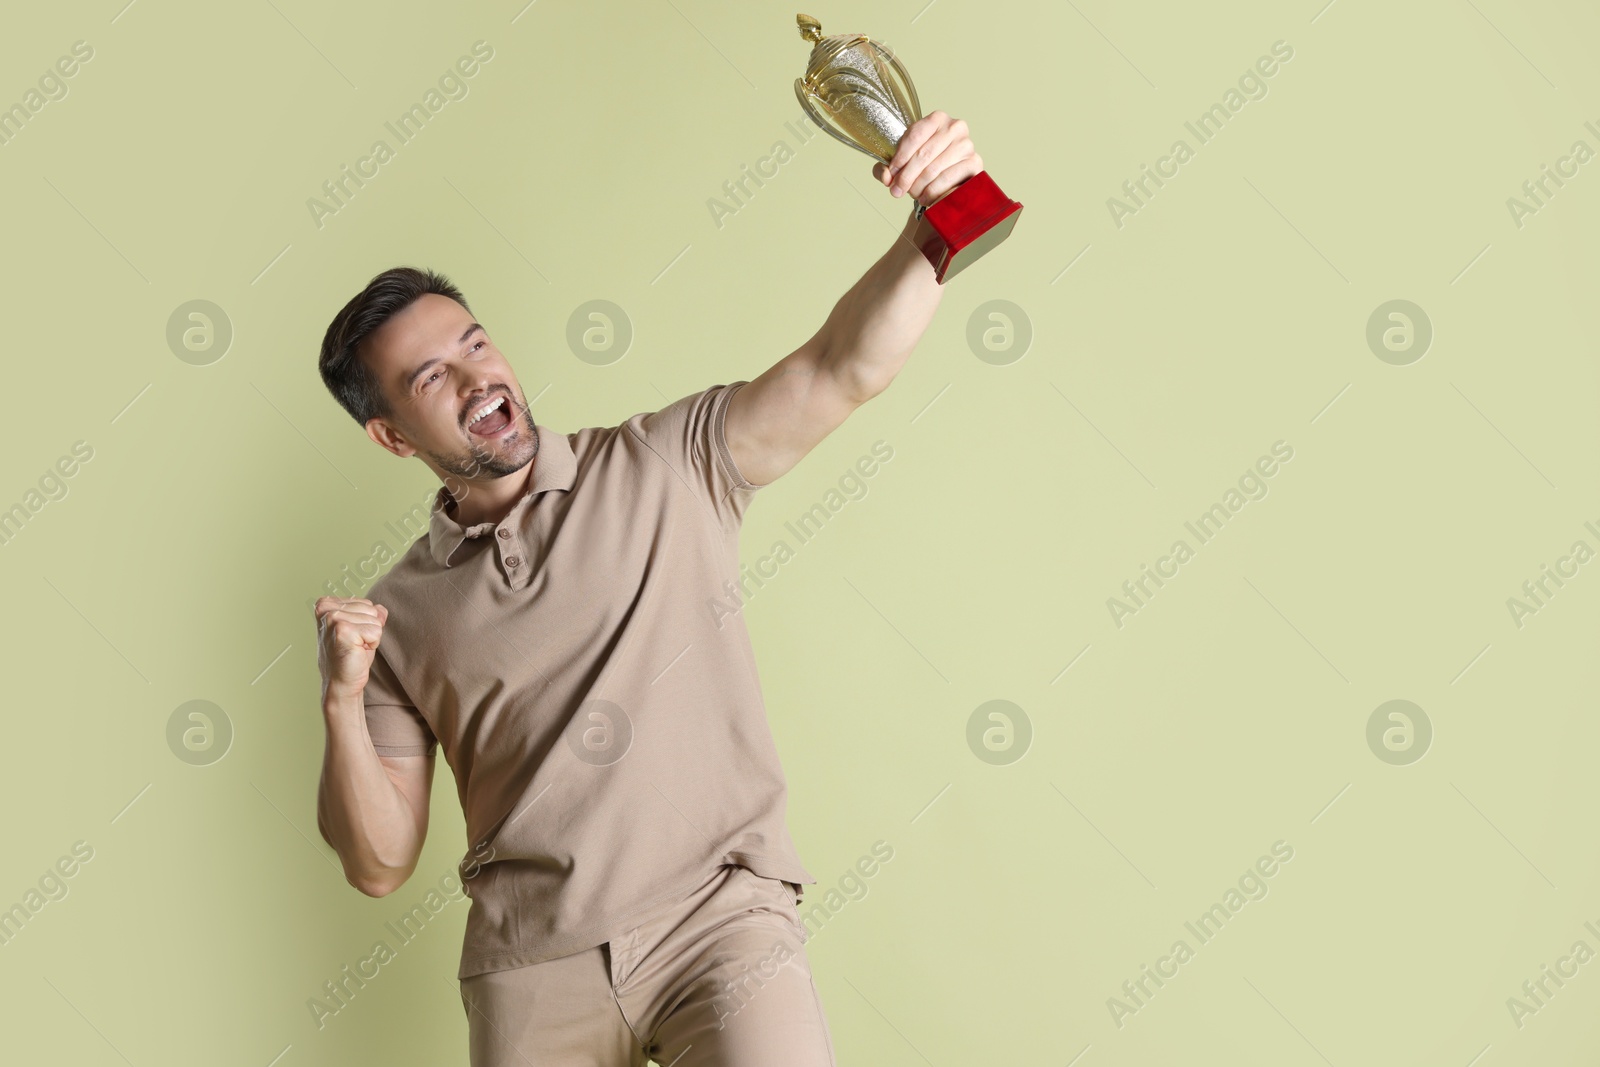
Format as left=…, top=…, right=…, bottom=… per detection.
left=874, top=111, right=983, bottom=206
left=315, top=596, right=389, bottom=701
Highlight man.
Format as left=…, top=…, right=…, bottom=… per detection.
left=314, top=112, right=985, bottom=1066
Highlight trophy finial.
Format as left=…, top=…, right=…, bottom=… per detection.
left=796, top=13, right=822, bottom=43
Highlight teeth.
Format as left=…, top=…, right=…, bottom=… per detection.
left=468, top=396, right=506, bottom=426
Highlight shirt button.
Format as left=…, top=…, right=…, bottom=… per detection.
left=506, top=556, right=520, bottom=568
left=497, top=529, right=511, bottom=539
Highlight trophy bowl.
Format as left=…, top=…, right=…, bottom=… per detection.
left=793, top=16, right=921, bottom=164
left=791, top=13, right=1023, bottom=283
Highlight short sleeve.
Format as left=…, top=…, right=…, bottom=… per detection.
left=362, top=646, right=437, bottom=757
left=627, top=382, right=760, bottom=529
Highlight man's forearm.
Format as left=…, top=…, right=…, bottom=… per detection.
left=709, top=114, right=984, bottom=484
left=317, top=689, right=422, bottom=895
left=816, top=206, right=943, bottom=404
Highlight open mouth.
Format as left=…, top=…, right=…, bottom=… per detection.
left=466, top=394, right=515, bottom=438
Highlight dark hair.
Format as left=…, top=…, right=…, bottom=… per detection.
left=318, top=266, right=472, bottom=427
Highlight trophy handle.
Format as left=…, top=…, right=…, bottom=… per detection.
left=793, top=77, right=889, bottom=162
left=872, top=44, right=921, bottom=128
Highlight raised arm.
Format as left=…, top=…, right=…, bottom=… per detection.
left=724, top=113, right=983, bottom=486
left=313, top=596, right=433, bottom=897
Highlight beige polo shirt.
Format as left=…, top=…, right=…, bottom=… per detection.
left=359, top=381, right=815, bottom=980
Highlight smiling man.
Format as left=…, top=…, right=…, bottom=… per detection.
left=312, top=112, right=985, bottom=1067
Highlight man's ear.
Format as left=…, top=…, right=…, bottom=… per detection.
left=365, top=415, right=417, bottom=458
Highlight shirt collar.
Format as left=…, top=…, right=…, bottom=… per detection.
left=427, top=422, right=576, bottom=568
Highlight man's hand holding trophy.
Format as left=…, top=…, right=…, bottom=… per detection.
left=793, top=13, right=1022, bottom=283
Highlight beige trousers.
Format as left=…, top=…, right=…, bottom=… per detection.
left=459, top=863, right=836, bottom=1066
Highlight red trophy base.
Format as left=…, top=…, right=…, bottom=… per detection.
left=910, top=170, right=1022, bottom=283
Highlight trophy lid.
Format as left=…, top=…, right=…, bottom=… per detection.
left=795, top=15, right=872, bottom=82
left=794, top=15, right=915, bottom=98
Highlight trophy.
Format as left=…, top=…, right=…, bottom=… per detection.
left=793, top=13, right=1022, bottom=283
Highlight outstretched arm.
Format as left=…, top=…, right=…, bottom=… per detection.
left=724, top=112, right=983, bottom=487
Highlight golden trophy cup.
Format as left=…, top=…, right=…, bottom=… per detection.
left=793, top=13, right=1022, bottom=282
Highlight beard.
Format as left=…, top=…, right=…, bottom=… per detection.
left=426, top=391, right=539, bottom=481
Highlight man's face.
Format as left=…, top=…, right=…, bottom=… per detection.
left=360, top=293, right=537, bottom=483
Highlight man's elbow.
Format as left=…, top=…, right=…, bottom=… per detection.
left=828, top=352, right=897, bottom=407
left=350, top=871, right=404, bottom=898
left=334, top=844, right=413, bottom=897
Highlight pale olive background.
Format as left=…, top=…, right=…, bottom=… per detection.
left=1, top=0, right=1596, bottom=1064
